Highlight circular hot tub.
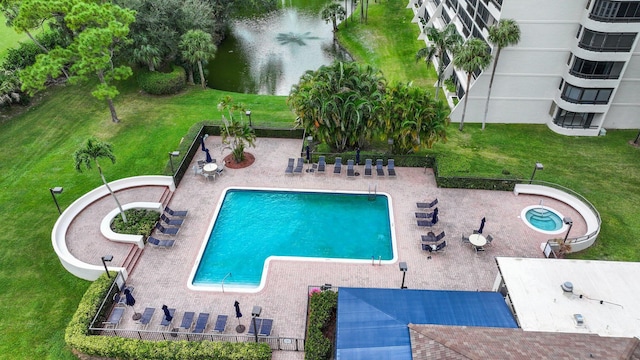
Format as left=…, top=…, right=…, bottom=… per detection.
left=520, top=205, right=569, bottom=235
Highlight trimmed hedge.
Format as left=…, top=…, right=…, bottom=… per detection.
left=305, top=290, right=338, bottom=360
left=65, top=274, right=272, bottom=360
left=137, top=66, right=186, bottom=95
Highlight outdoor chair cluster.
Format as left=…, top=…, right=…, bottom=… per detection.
left=285, top=155, right=397, bottom=178
left=150, top=206, right=189, bottom=247
left=421, top=231, right=447, bottom=253
left=363, top=158, right=396, bottom=177
left=248, top=318, right=274, bottom=336
left=414, top=198, right=446, bottom=253
left=194, top=158, right=225, bottom=181
left=175, top=312, right=228, bottom=333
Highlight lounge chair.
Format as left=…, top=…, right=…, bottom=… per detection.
left=259, top=319, right=273, bottom=336
left=138, top=307, right=155, bottom=328
left=416, top=198, right=438, bottom=209
left=160, top=213, right=183, bottom=226
left=421, top=233, right=437, bottom=243
left=387, top=159, right=396, bottom=177
left=415, top=212, right=433, bottom=219
left=417, top=220, right=435, bottom=227
left=148, top=236, right=175, bottom=248
left=285, top=158, right=294, bottom=175
left=114, top=285, right=134, bottom=305
left=333, top=157, right=342, bottom=174
left=160, top=308, right=176, bottom=327
left=180, top=311, right=195, bottom=331
left=364, top=159, right=372, bottom=177
left=434, top=241, right=447, bottom=252
left=435, top=231, right=446, bottom=241
left=293, top=157, right=304, bottom=175
left=347, top=159, right=355, bottom=178
left=421, top=243, right=436, bottom=252
left=248, top=318, right=263, bottom=335
left=193, top=313, right=210, bottom=333
left=376, top=159, right=385, bottom=176
left=104, top=307, right=125, bottom=328
left=317, top=156, right=326, bottom=174
left=214, top=314, right=228, bottom=333
left=486, top=234, right=494, bottom=246
left=155, top=223, right=179, bottom=235
left=164, top=206, right=188, bottom=217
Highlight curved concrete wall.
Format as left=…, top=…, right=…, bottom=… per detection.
left=52, top=176, right=175, bottom=281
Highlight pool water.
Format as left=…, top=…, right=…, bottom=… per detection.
left=525, top=208, right=563, bottom=231
left=191, top=189, right=393, bottom=289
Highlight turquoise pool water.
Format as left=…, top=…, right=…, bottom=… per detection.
left=191, top=189, right=393, bottom=289
left=525, top=208, right=563, bottom=231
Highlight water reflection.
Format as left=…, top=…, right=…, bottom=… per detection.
left=206, top=2, right=352, bottom=95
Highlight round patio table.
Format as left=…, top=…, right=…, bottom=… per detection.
left=469, top=234, right=487, bottom=247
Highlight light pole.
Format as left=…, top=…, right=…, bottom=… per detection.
left=399, top=262, right=408, bottom=289
left=529, top=162, right=543, bottom=184
left=388, top=139, right=394, bottom=154
left=101, top=255, right=113, bottom=279
left=246, top=110, right=252, bottom=127
left=251, top=306, right=262, bottom=343
left=168, top=151, right=180, bottom=174
left=563, top=217, right=573, bottom=243
left=49, top=187, right=64, bottom=214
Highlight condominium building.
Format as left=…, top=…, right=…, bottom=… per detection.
left=409, top=0, right=640, bottom=135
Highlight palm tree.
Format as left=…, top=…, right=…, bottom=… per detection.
left=73, top=137, right=127, bottom=223
left=133, top=43, right=161, bottom=72
left=321, top=2, right=346, bottom=33
left=416, top=24, right=462, bottom=100
left=453, top=38, right=492, bottom=131
left=217, top=96, right=256, bottom=163
left=179, top=30, right=217, bottom=89
left=482, top=19, right=521, bottom=130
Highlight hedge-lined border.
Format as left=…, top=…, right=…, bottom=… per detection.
left=304, top=290, right=338, bottom=360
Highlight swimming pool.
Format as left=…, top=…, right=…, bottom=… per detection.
left=188, top=187, right=396, bottom=292
left=520, top=205, right=568, bottom=235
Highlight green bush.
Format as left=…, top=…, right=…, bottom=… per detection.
left=305, top=290, right=338, bottom=360
left=65, top=274, right=272, bottom=359
left=137, top=66, right=186, bottom=95
left=110, top=209, right=159, bottom=236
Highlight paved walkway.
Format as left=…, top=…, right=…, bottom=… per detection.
left=65, top=136, right=586, bottom=359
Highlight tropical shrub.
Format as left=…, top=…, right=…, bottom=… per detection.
left=137, top=66, right=186, bottom=95
left=218, top=96, right=256, bottom=163
left=305, top=290, right=338, bottom=360
left=110, top=209, right=159, bottom=236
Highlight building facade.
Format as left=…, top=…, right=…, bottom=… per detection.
left=409, top=0, right=640, bottom=135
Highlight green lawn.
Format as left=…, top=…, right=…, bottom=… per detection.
left=0, top=14, right=30, bottom=60
left=1, top=1, right=640, bottom=359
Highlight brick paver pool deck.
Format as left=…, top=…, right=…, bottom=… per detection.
left=64, top=137, right=586, bottom=359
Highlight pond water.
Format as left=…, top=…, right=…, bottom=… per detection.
left=206, top=0, right=353, bottom=95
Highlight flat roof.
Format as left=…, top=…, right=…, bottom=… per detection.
left=497, top=257, right=640, bottom=338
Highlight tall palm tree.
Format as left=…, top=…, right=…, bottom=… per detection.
left=453, top=38, right=492, bottom=131
left=217, top=96, right=256, bottom=163
left=416, top=24, right=462, bottom=100
left=73, top=137, right=127, bottom=223
left=321, top=2, right=346, bottom=33
left=482, top=19, right=521, bottom=130
left=179, top=30, right=217, bottom=89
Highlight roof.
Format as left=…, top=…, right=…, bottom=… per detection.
left=335, top=287, right=517, bottom=360
left=496, top=257, right=640, bottom=338
left=408, top=324, right=640, bottom=360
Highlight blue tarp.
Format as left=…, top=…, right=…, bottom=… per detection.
left=336, top=287, right=518, bottom=360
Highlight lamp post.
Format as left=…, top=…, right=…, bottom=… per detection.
left=246, top=110, right=252, bottom=127
left=168, top=151, right=180, bottom=174
left=388, top=139, right=394, bottom=154
left=563, top=217, right=573, bottom=243
left=101, top=255, right=113, bottom=279
left=251, top=306, right=262, bottom=343
left=49, top=187, right=64, bottom=214
left=399, top=262, right=408, bottom=289
left=529, top=162, right=543, bottom=184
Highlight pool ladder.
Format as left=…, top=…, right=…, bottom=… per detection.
left=368, top=183, right=377, bottom=201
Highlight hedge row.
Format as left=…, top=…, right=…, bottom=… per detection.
left=305, top=290, right=338, bottom=360
left=65, top=274, right=271, bottom=360
left=137, top=66, right=186, bottom=95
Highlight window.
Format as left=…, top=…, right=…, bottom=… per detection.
left=590, top=0, right=640, bottom=22
left=558, top=79, right=564, bottom=90
left=570, top=57, right=624, bottom=79
left=561, top=83, right=613, bottom=104
left=576, top=25, right=582, bottom=39
left=554, top=109, right=596, bottom=129
left=579, top=29, right=636, bottom=52
left=441, top=8, right=451, bottom=24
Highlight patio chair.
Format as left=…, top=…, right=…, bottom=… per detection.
left=387, top=159, right=396, bottom=177
left=333, top=157, right=342, bottom=174
left=364, top=159, right=372, bottom=177
left=160, top=213, right=183, bottom=226
left=138, top=307, right=155, bottom=328
left=114, top=285, right=134, bottom=305
left=164, top=206, right=188, bottom=217
left=160, top=308, right=176, bottom=327
left=417, top=220, right=435, bottom=227
left=103, top=307, right=125, bottom=328
left=435, top=231, right=446, bottom=242
left=293, top=157, right=304, bottom=175
left=193, top=165, right=203, bottom=176
left=473, top=230, right=479, bottom=234
left=213, top=314, right=228, bottom=333
left=216, top=161, right=225, bottom=177
left=415, top=212, right=433, bottom=219
left=259, top=319, right=273, bottom=336
left=193, top=313, right=210, bottom=333
left=417, top=198, right=438, bottom=209
left=486, top=234, right=494, bottom=246
left=316, top=156, right=326, bottom=174
left=148, top=236, right=175, bottom=248
left=180, top=311, right=195, bottom=331
left=197, top=160, right=206, bottom=169
left=475, top=245, right=485, bottom=253
left=376, top=159, right=385, bottom=176
left=285, top=158, right=294, bottom=175
left=461, top=234, right=471, bottom=244
left=155, top=222, right=179, bottom=235
left=347, top=159, right=355, bottom=178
